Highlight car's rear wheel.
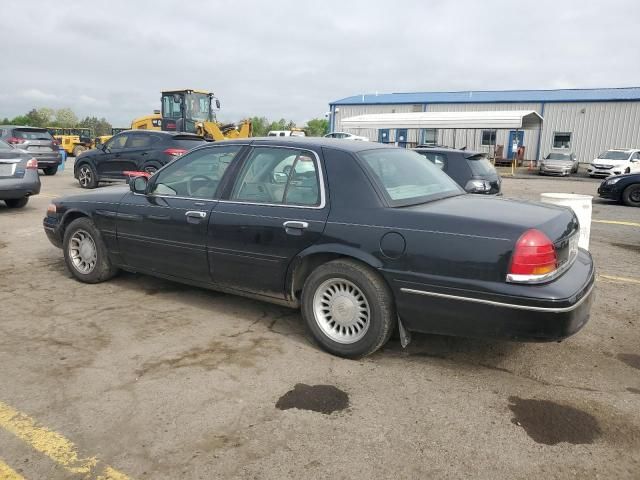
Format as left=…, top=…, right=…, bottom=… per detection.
left=43, top=166, right=58, bottom=176
left=77, top=163, right=97, bottom=189
left=622, top=184, right=640, bottom=207
left=301, top=259, right=396, bottom=358
left=4, top=197, right=29, bottom=208
left=63, top=217, right=118, bottom=283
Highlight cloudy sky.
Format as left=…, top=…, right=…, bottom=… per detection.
left=2, top=0, right=638, bottom=126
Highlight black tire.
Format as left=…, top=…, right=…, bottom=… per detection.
left=77, top=163, right=98, bottom=189
left=43, top=166, right=58, bottom=176
left=301, top=259, right=396, bottom=358
left=621, top=184, right=640, bottom=207
left=5, top=197, right=29, bottom=208
left=62, top=217, right=118, bottom=283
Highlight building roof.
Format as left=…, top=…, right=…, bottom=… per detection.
left=330, top=87, right=640, bottom=106
left=341, top=110, right=543, bottom=130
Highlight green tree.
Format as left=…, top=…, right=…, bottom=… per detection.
left=78, top=116, right=112, bottom=136
left=10, top=115, right=31, bottom=126
left=54, top=108, right=78, bottom=128
left=249, top=116, right=270, bottom=137
left=305, top=118, right=329, bottom=137
left=25, top=108, right=52, bottom=127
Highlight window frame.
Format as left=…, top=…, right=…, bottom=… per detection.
left=481, top=129, right=497, bottom=147
left=222, top=145, right=326, bottom=209
left=552, top=132, right=572, bottom=150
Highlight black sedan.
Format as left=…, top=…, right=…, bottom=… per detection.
left=44, top=138, right=594, bottom=358
left=0, top=139, right=40, bottom=208
left=597, top=173, right=640, bottom=207
left=73, top=130, right=206, bottom=188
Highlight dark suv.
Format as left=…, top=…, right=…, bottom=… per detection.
left=74, top=130, right=207, bottom=188
left=0, top=126, right=62, bottom=175
left=413, top=146, right=501, bottom=195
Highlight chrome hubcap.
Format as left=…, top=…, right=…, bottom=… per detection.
left=79, top=167, right=91, bottom=187
left=68, top=229, right=97, bottom=274
left=313, top=278, right=370, bottom=344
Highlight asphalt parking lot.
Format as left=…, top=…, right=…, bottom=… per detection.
left=1, top=162, right=639, bottom=479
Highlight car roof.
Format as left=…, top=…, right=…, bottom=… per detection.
left=605, top=148, right=639, bottom=152
left=0, top=125, right=48, bottom=130
left=413, top=145, right=480, bottom=155
left=116, top=130, right=203, bottom=138
left=206, top=136, right=391, bottom=153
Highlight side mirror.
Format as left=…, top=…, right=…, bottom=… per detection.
left=130, top=175, right=149, bottom=194
left=215, top=99, right=221, bottom=109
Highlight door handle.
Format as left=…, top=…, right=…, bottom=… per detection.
left=185, top=210, right=207, bottom=219
left=283, top=221, right=309, bottom=230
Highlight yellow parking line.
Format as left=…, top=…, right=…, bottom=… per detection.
left=0, top=401, right=132, bottom=479
left=593, top=219, right=640, bottom=227
left=97, top=466, right=133, bottom=480
left=598, top=274, right=640, bottom=285
left=0, top=459, right=26, bottom=480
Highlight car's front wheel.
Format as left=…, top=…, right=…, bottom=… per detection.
left=301, top=259, right=396, bottom=358
left=4, top=197, right=29, bottom=208
left=63, top=217, right=118, bottom=283
left=77, top=163, right=97, bottom=189
left=622, top=184, right=640, bottom=207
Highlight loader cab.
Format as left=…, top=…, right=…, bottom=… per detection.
left=160, top=90, right=219, bottom=134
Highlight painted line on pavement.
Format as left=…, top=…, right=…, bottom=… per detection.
left=0, top=401, right=132, bottom=479
left=0, top=459, right=26, bottom=480
left=593, top=219, right=640, bottom=227
left=598, top=274, right=640, bottom=285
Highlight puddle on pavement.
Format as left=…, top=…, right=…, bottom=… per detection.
left=508, top=396, right=602, bottom=445
left=627, top=387, right=640, bottom=395
left=617, top=353, right=640, bottom=370
left=276, top=383, right=349, bottom=414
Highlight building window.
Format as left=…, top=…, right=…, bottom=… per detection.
left=553, top=132, right=571, bottom=149
left=481, top=130, right=496, bottom=146
left=423, top=129, right=437, bottom=145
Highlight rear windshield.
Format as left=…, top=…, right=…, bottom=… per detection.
left=546, top=153, right=570, bottom=160
left=13, top=129, right=53, bottom=141
left=599, top=150, right=629, bottom=160
left=359, top=148, right=462, bottom=207
left=172, top=137, right=207, bottom=149
left=467, top=154, right=496, bottom=176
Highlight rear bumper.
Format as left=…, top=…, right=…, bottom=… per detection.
left=539, top=166, right=572, bottom=176
left=0, top=173, right=41, bottom=199
left=33, top=153, right=62, bottom=167
left=391, top=249, right=595, bottom=341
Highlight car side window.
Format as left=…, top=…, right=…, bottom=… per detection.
left=631, top=152, right=640, bottom=160
left=126, top=134, right=152, bottom=149
left=230, top=147, right=320, bottom=206
left=419, top=152, right=447, bottom=170
left=149, top=145, right=242, bottom=199
left=106, top=134, right=129, bottom=150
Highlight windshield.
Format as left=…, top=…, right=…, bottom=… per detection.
left=599, top=150, right=629, bottom=160
left=14, top=128, right=53, bottom=141
left=546, top=153, right=570, bottom=160
left=185, top=93, right=211, bottom=122
left=467, top=154, right=497, bottom=175
left=359, top=148, right=462, bottom=206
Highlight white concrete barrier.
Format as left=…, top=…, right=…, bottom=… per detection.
left=540, top=193, right=593, bottom=250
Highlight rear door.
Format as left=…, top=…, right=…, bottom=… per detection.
left=208, top=145, right=329, bottom=299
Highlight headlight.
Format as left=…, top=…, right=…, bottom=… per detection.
left=606, top=177, right=622, bottom=185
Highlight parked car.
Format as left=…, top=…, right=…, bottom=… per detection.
left=0, top=140, right=41, bottom=208
left=0, top=125, right=62, bottom=175
left=413, top=146, right=501, bottom=194
left=73, top=130, right=206, bottom=188
left=587, top=149, right=640, bottom=177
left=597, top=172, right=640, bottom=207
left=267, top=130, right=306, bottom=137
left=324, top=132, right=369, bottom=141
left=538, top=152, right=579, bottom=176
left=44, top=138, right=594, bottom=358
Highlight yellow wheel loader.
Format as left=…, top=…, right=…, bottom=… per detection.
left=48, top=127, right=95, bottom=156
left=94, top=127, right=129, bottom=147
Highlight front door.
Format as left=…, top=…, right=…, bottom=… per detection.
left=97, top=132, right=134, bottom=178
left=507, top=130, right=524, bottom=160
left=396, top=129, right=408, bottom=148
left=208, top=146, right=329, bottom=299
left=116, top=144, right=245, bottom=282
left=378, top=129, right=390, bottom=144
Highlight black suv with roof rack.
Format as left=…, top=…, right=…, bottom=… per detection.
left=413, top=145, right=501, bottom=195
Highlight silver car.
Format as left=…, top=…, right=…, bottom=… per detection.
left=0, top=125, right=62, bottom=176
left=538, top=152, right=578, bottom=176
left=0, top=140, right=41, bottom=208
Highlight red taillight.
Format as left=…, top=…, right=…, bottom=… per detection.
left=164, top=148, right=186, bottom=157
left=7, top=137, right=25, bottom=144
left=52, top=138, right=60, bottom=146
left=26, top=158, right=38, bottom=169
left=507, top=229, right=557, bottom=281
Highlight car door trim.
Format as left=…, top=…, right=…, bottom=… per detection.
left=400, top=282, right=594, bottom=313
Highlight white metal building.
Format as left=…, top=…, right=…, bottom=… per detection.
left=328, top=87, right=640, bottom=163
